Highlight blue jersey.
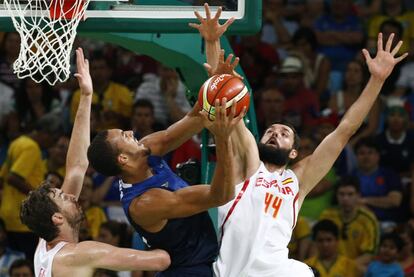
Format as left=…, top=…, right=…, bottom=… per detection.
left=120, top=156, right=218, bottom=276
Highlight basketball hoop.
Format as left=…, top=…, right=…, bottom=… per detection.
left=3, top=0, right=90, bottom=85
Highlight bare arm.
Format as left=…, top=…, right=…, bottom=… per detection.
left=91, top=176, right=115, bottom=205
left=295, top=34, right=408, bottom=199
left=70, top=241, right=170, bottom=272
left=361, top=191, right=402, bottom=208
left=7, top=173, right=31, bottom=194
left=314, top=57, right=331, bottom=97
left=61, top=48, right=93, bottom=199
left=132, top=100, right=241, bottom=231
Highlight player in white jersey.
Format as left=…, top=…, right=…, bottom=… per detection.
left=192, top=5, right=407, bottom=276
left=20, top=48, right=170, bottom=277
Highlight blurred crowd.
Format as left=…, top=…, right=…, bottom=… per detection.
left=0, top=0, right=414, bottom=276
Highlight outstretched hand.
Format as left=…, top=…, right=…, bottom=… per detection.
left=200, top=98, right=246, bottom=139
left=74, top=48, right=93, bottom=96
left=204, top=49, right=242, bottom=79
left=362, top=33, right=408, bottom=82
left=189, top=3, right=234, bottom=42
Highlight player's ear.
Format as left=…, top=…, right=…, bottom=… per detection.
left=52, top=213, right=64, bottom=226
left=289, top=149, right=298, bottom=160
left=117, top=153, right=128, bottom=166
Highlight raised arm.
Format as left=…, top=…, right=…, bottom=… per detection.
left=191, top=3, right=259, bottom=183
left=70, top=241, right=170, bottom=272
left=61, top=48, right=93, bottom=199
left=131, top=99, right=241, bottom=231
left=295, top=33, right=408, bottom=199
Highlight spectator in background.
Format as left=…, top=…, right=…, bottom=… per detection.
left=44, top=135, right=69, bottom=178
left=397, top=225, right=414, bottom=275
left=320, top=176, right=379, bottom=272
left=305, top=219, right=360, bottom=277
left=292, top=27, right=331, bottom=100
left=353, top=137, right=405, bottom=226
left=367, top=0, right=414, bottom=57
left=298, top=135, right=337, bottom=223
left=232, top=33, right=280, bottom=90
left=79, top=175, right=107, bottom=240
left=0, top=218, right=25, bottom=277
left=135, top=63, right=191, bottom=126
left=0, top=81, right=14, bottom=129
left=314, top=0, right=364, bottom=72
left=256, top=88, right=286, bottom=137
left=8, top=259, right=34, bottom=277
left=15, top=79, right=60, bottom=132
left=0, top=33, right=22, bottom=91
left=71, top=51, right=133, bottom=129
left=0, top=114, right=60, bottom=259
left=375, top=105, right=414, bottom=179
left=393, top=58, right=414, bottom=97
left=44, top=171, right=63, bottom=189
left=288, top=216, right=312, bottom=262
left=278, top=55, right=320, bottom=133
left=328, top=60, right=380, bottom=146
left=365, top=233, right=404, bottom=277
left=131, top=99, right=160, bottom=140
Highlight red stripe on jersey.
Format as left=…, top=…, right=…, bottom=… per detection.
left=220, top=179, right=250, bottom=243
left=292, top=193, right=299, bottom=229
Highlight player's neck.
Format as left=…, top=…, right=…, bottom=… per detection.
left=121, top=167, right=153, bottom=184
left=263, top=162, right=286, bottom=174
left=341, top=207, right=357, bottom=222
left=47, top=231, right=76, bottom=250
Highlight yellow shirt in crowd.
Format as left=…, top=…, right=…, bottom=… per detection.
left=319, top=207, right=379, bottom=259
left=85, top=206, right=107, bottom=239
left=0, top=136, right=46, bottom=232
left=70, top=81, right=133, bottom=127
left=305, top=254, right=359, bottom=277
left=288, top=216, right=311, bottom=256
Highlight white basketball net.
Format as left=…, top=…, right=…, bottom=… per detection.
left=4, top=0, right=90, bottom=85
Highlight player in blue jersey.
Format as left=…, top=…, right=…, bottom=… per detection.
left=88, top=95, right=243, bottom=277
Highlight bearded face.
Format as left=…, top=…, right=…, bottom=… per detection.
left=257, top=142, right=292, bottom=166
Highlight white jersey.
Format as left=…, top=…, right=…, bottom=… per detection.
left=213, top=163, right=314, bottom=277
left=34, top=239, right=67, bottom=277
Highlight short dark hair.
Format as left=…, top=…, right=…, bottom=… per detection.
left=381, top=232, right=404, bottom=252
left=9, top=259, right=34, bottom=276
left=20, top=182, right=60, bottom=242
left=34, top=113, right=62, bottom=135
left=0, top=217, right=5, bottom=232
left=133, top=99, right=154, bottom=113
left=354, top=136, right=380, bottom=153
left=292, top=27, right=319, bottom=51
left=312, top=219, right=339, bottom=240
left=100, top=221, right=131, bottom=248
left=88, top=131, right=121, bottom=176
left=336, top=175, right=360, bottom=193
left=380, top=19, right=404, bottom=37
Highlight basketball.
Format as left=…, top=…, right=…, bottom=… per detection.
left=198, top=74, right=250, bottom=121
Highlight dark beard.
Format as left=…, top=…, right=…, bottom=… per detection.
left=65, top=207, right=86, bottom=231
left=257, top=142, right=291, bottom=166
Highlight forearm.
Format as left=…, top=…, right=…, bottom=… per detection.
left=363, top=195, right=401, bottom=208
left=206, top=40, right=221, bottom=72
left=7, top=174, right=31, bottom=194
left=210, top=136, right=234, bottom=204
left=63, top=94, right=92, bottom=196
left=307, top=178, right=332, bottom=197
left=340, top=77, right=383, bottom=134
left=91, top=176, right=115, bottom=205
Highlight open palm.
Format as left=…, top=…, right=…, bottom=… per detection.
left=363, top=33, right=408, bottom=82
left=189, top=3, right=234, bottom=42
left=74, top=48, right=93, bottom=96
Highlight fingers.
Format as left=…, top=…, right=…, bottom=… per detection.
left=194, top=10, right=204, bottom=22
left=213, top=6, right=222, bottom=21
left=222, top=17, right=235, bottom=30
left=188, top=22, right=201, bottom=30
left=391, top=40, right=403, bottom=56
left=385, top=33, right=394, bottom=52
left=395, top=52, right=409, bottom=64
left=219, top=49, right=225, bottom=63
left=204, top=3, right=211, bottom=20
left=231, top=57, right=240, bottom=69
left=362, top=49, right=372, bottom=63
left=203, top=63, right=213, bottom=76
left=225, top=54, right=234, bottom=65
left=229, top=99, right=237, bottom=119
left=377, top=32, right=383, bottom=52
left=233, top=106, right=247, bottom=124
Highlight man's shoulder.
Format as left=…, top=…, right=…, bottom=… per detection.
left=10, top=136, right=39, bottom=151
left=319, top=207, right=340, bottom=218
left=356, top=207, right=378, bottom=224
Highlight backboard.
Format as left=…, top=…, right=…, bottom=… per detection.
left=0, top=0, right=261, bottom=34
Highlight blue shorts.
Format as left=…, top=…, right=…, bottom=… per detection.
left=155, top=264, right=213, bottom=277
